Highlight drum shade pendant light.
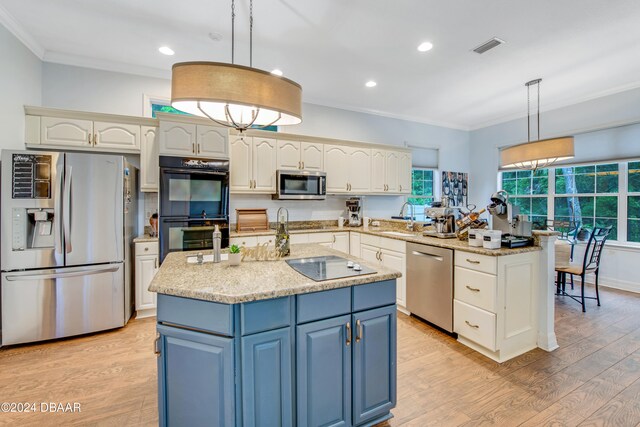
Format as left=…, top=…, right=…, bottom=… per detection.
left=500, top=79, right=574, bottom=170
left=171, top=0, right=302, bottom=131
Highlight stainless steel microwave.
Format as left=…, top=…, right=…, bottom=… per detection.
left=274, top=170, right=326, bottom=200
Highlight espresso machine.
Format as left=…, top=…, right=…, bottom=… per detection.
left=346, top=197, right=362, bottom=227
left=423, top=202, right=460, bottom=238
left=487, top=190, right=533, bottom=248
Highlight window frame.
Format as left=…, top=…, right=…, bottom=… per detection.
left=498, top=159, right=640, bottom=246
left=407, top=167, right=438, bottom=221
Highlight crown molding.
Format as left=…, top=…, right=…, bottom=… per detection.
left=42, top=51, right=172, bottom=80
left=0, top=4, right=45, bottom=59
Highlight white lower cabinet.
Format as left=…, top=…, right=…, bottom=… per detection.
left=360, top=235, right=407, bottom=309
left=135, top=242, right=159, bottom=318
left=453, top=251, right=539, bottom=363
left=349, top=232, right=361, bottom=258
left=230, top=232, right=349, bottom=254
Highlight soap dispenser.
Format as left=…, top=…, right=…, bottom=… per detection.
left=275, top=207, right=290, bottom=257
left=212, top=225, right=222, bottom=263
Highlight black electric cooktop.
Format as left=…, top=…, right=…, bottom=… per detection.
left=286, top=255, right=377, bottom=282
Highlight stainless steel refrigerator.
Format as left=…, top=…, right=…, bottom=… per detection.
left=1, top=150, right=137, bottom=346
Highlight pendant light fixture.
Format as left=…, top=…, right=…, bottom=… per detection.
left=500, top=79, right=574, bottom=170
left=171, top=0, right=302, bottom=131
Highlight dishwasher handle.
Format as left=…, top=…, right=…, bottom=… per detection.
left=410, top=250, right=444, bottom=262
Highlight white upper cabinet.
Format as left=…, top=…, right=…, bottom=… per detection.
left=197, top=125, right=228, bottom=157
left=300, top=142, right=324, bottom=171
left=324, top=145, right=350, bottom=193
left=140, top=126, right=159, bottom=192
left=371, top=149, right=387, bottom=192
left=347, top=147, right=371, bottom=193
left=277, top=140, right=302, bottom=170
left=386, top=151, right=400, bottom=193
left=40, top=117, right=93, bottom=148
left=277, top=140, right=324, bottom=171
left=159, top=122, right=196, bottom=156
left=94, top=121, right=140, bottom=151
left=324, top=145, right=371, bottom=194
left=252, top=137, right=277, bottom=192
left=230, top=136, right=277, bottom=193
left=399, top=152, right=412, bottom=194
left=159, top=122, right=228, bottom=158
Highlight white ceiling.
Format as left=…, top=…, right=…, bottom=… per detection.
left=2, top=0, right=640, bottom=130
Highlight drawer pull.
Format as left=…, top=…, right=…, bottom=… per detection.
left=465, top=320, right=480, bottom=329
left=466, top=258, right=481, bottom=264
left=144, top=247, right=149, bottom=251
left=466, top=285, right=480, bottom=292
left=345, top=322, right=351, bottom=346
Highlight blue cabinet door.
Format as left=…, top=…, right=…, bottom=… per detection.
left=352, top=305, right=397, bottom=426
left=297, top=314, right=352, bottom=427
left=157, top=324, right=234, bottom=427
left=241, top=327, right=293, bottom=427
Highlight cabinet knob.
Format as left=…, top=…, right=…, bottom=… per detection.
left=144, top=247, right=149, bottom=251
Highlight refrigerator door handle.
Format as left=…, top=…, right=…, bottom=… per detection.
left=63, top=166, right=73, bottom=253
left=54, top=162, right=64, bottom=254
left=4, top=264, right=120, bottom=281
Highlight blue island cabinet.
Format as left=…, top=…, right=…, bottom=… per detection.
left=155, top=279, right=396, bottom=427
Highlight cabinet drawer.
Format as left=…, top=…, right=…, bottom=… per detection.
left=454, top=267, right=497, bottom=313
left=454, top=300, right=496, bottom=351
left=290, top=233, right=309, bottom=244
left=455, top=251, right=497, bottom=275
left=297, top=287, right=351, bottom=324
left=352, top=280, right=396, bottom=312
left=378, top=236, right=406, bottom=254
left=230, top=236, right=258, bottom=247
left=360, top=233, right=380, bottom=248
left=307, top=232, right=334, bottom=244
left=136, top=241, right=158, bottom=256
left=241, top=296, right=292, bottom=336
left=157, top=294, right=233, bottom=336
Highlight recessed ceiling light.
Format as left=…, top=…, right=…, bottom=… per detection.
left=271, top=69, right=283, bottom=76
left=159, top=46, right=175, bottom=56
left=365, top=80, right=377, bottom=88
left=417, top=42, right=433, bottom=52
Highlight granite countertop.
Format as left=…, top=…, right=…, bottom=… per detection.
left=231, top=226, right=542, bottom=257
left=148, top=243, right=402, bottom=304
left=133, top=234, right=158, bottom=243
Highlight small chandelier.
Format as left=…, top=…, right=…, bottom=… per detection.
left=171, top=0, right=302, bottom=131
left=500, top=79, right=574, bottom=170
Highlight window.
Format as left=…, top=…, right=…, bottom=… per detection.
left=408, top=169, right=434, bottom=220
left=498, top=160, right=640, bottom=243
left=500, top=169, right=548, bottom=229
left=554, top=164, right=618, bottom=240
left=151, top=103, right=192, bottom=118
left=629, top=161, right=640, bottom=243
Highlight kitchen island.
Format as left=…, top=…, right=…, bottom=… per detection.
left=149, top=244, right=401, bottom=427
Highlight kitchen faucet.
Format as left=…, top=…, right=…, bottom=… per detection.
left=399, top=201, right=415, bottom=231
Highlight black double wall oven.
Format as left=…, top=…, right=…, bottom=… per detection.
left=159, top=156, right=230, bottom=262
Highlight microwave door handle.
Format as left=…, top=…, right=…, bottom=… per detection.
left=63, top=166, right=72, bottom=253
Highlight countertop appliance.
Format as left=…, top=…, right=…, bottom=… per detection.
left=1, top=150, right=137, bottom=346
left=286, top=255, right=376, bottom=281
left=274, top=170, right=326, bottom=200
left=488, top=190, right=533, bottom=247
left=346, top=197, right=362, bottom=226
left=424, top=207, right=460, bottom=238
left=159, top=156, right=230, bottom=262
left=406, top=242, right=454, bottom=332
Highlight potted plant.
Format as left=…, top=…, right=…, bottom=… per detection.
left=228, top=244, right=242, bottom=266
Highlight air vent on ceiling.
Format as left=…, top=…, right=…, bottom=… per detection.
left=473, top=37, right=505, bottom=54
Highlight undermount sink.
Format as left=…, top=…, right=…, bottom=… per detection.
left=380, top=231, right=416, bottom=237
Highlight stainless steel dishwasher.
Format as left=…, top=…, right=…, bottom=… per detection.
left=406, top=242, right=454, bottom=332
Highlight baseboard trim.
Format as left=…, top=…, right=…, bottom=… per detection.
left=573, top=275, right=640, bottom=294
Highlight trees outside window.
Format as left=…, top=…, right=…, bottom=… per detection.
left=408, top=169, right=434, bottom=221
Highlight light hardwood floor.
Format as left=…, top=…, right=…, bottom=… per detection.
left=2, top=285, right=640, bottom=426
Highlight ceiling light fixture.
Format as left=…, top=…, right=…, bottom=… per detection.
left=170, top=0, right=302, bottom=131
left=159, top=46, right=175, bottom=56
left=417, top=42, right=433, bottom=52
left=365, top=80, right=377, bottom=88
left=271, top=69, right=283, bottom=76
left=500, top=79, right=574, bottom=170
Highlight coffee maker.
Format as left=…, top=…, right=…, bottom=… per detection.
left=424, top=200, right=460, bottom=238
left=346, top=197, right=362, bottom=227
left=487, top=190, right=533, bottom=247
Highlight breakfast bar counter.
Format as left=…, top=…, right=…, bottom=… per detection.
left=150, top=244, right=400, bottom=427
